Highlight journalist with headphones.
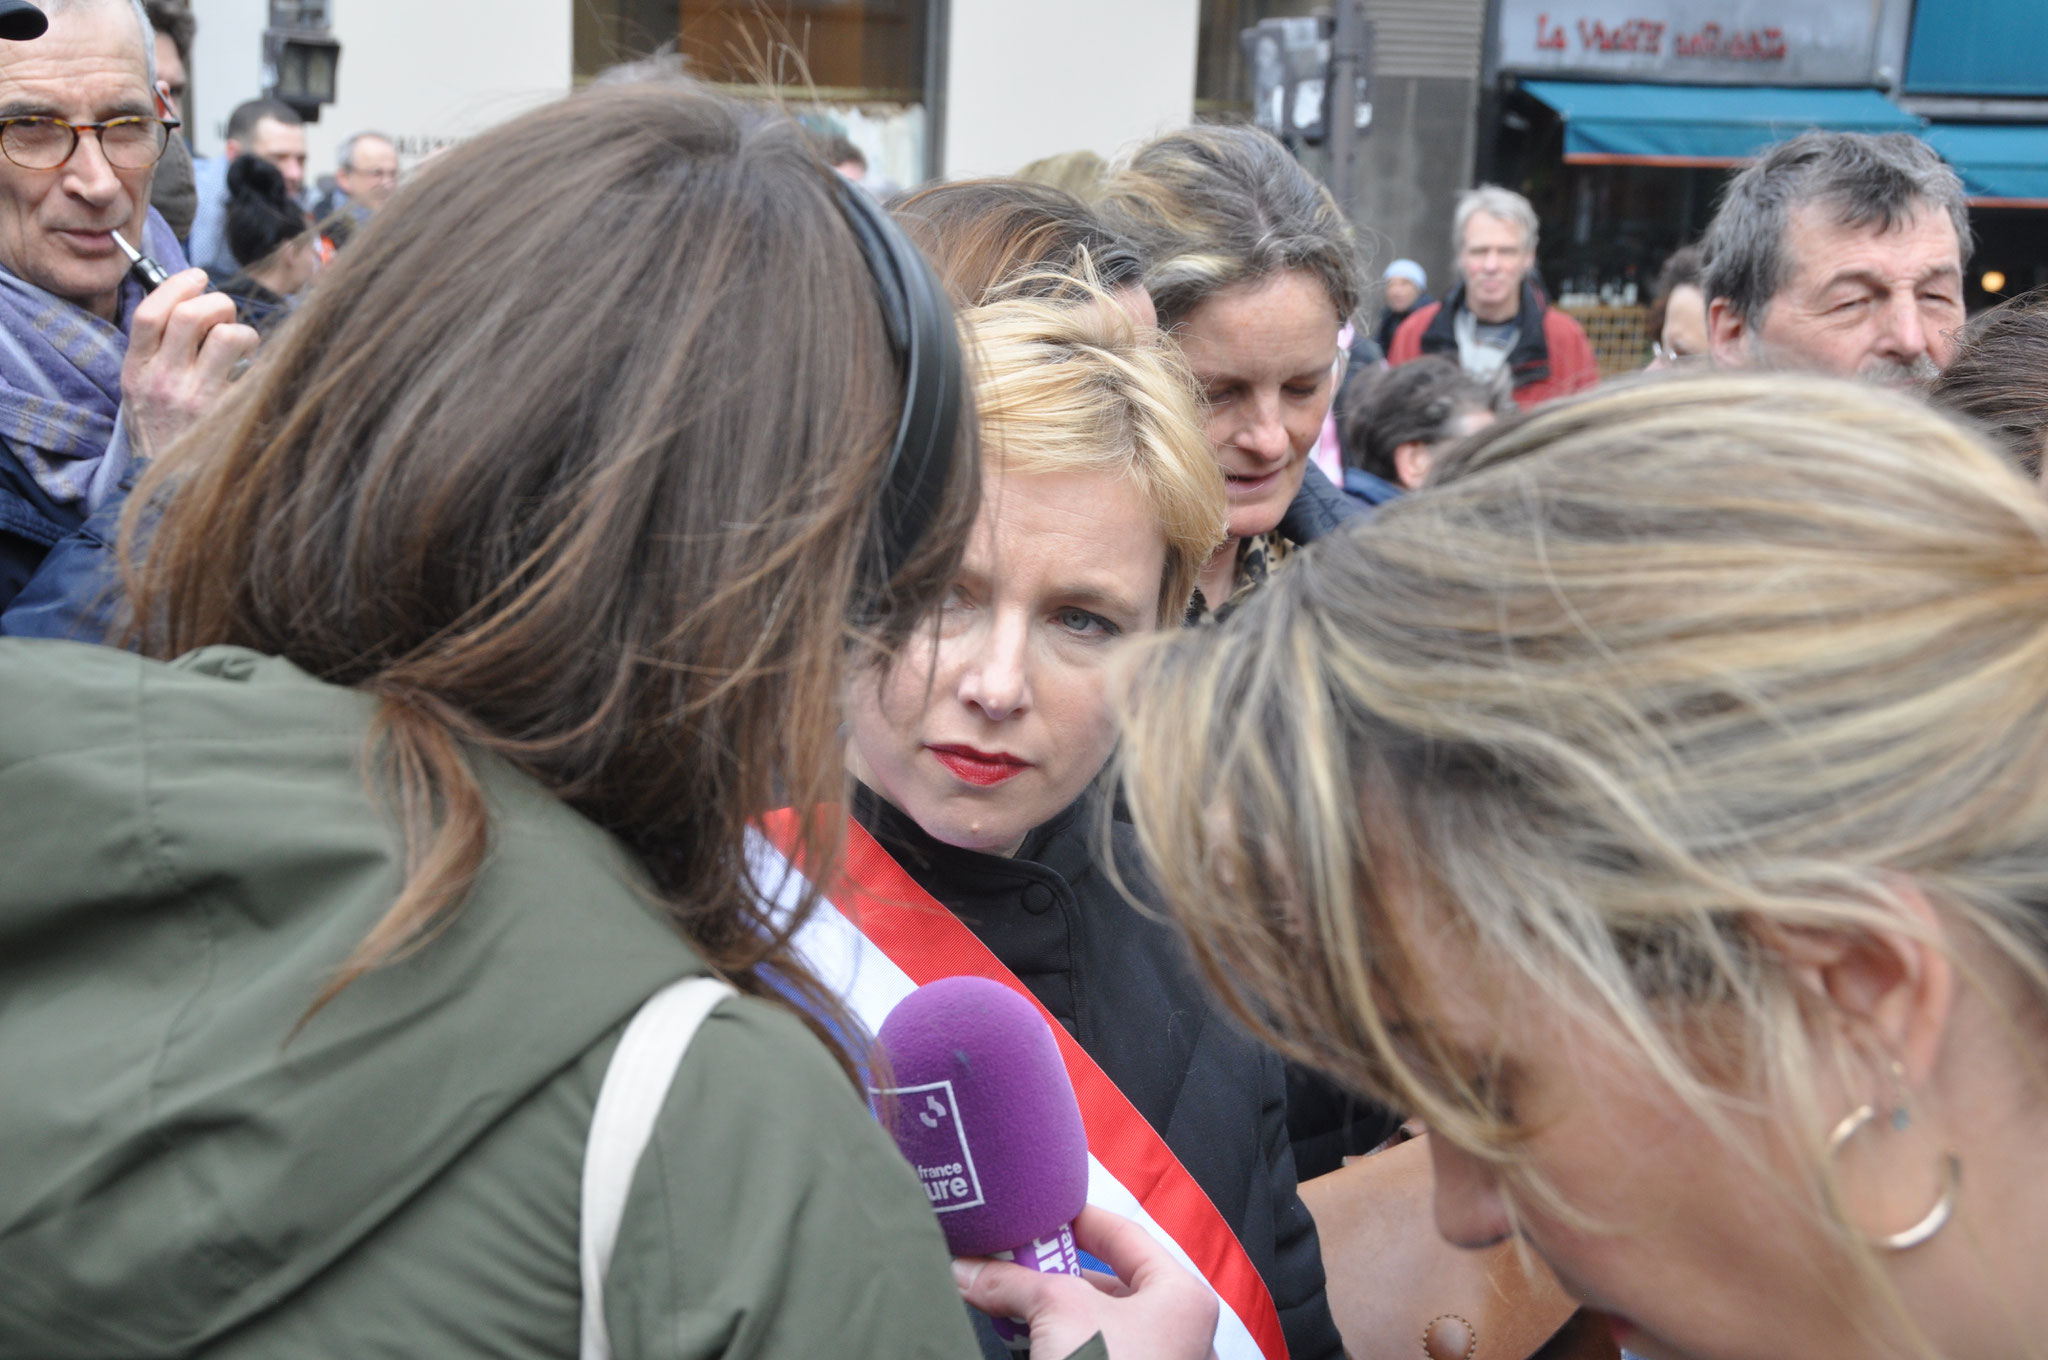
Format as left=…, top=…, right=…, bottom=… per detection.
left=0, top=83, right=1218, bottom=1360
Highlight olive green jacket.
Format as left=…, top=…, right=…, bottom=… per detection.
left=0, top=641, right=1086, bottom=1360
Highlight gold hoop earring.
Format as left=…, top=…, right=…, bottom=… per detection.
left=1826, top=1102, right=1961, bottom=1252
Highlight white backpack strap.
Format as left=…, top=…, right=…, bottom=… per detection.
left=580, top=976, right=736, bottom=1360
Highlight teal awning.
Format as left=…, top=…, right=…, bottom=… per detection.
left=1922, top=123, right=2048, bottom=206
left=1522, top=81, right=1925, bottom=167
left=1906, top=0, right=2048, bottom=97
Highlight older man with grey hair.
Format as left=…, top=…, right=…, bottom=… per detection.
left=308, top=130, right=397, bottom=250
left=1388, top=183, right=1599, bottom=408
left=0, top=0, right=254, bottom=632
left=1704, top=131, right=1969, bottom=385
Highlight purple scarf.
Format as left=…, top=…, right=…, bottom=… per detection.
left=0, top=207, right=187, bottom=506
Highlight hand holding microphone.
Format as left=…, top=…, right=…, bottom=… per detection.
left=873, top=977, right=1219, bottom=1360
left=955, top=1206, right=1222, bottom=1360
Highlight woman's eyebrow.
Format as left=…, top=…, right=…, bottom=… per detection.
left=1054, top=583, right=1147, bottom=620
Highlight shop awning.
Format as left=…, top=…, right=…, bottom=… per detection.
left=1522, top=81, right=1925, bottom=168
left=1921, top=122, right=2048, bottom=207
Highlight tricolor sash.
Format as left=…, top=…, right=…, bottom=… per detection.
left=754, top=811, right=1287, bottom=1360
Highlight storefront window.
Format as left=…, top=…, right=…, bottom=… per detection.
left=574, top=0, right=935, bottom=186
left=1194, top=0, right=1316, bottom=121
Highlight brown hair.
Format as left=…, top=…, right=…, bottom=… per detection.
left=1645, top=241, right=1705, bottom=346
left=1098, top=124, right=1363, bottom=329
left=1928, top=286, right=2048, bottom=477
left=142, top=0, right=191, bottom=67
left=121, top=84, right=977, bottom=1045
left=891, top=177, right=1144, bottom=308
left=1340, top=355, right=1508, bottom=483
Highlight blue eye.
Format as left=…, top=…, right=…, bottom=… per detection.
left=1056, top=608, right=1118, bottom=638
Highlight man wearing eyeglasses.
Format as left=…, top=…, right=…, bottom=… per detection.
left=0, top=0, right=255, bottom=628
left=309, top=130, right=397, bottom=251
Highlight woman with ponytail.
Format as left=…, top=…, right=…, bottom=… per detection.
left=0, top=83, right=1213, bottom=1360
left=217, top=152, right=318, bottom=331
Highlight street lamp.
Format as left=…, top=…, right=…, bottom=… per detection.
left=264, top=0, right=341, bottom=123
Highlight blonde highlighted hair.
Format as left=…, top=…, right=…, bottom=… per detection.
left=1119, top=374, right=2048, bottom=1346
left=1098, top=124, right=1363, bottom=328
left=964, top=283, right=1223, bottom=624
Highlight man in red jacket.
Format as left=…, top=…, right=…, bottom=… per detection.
left=1388, top=185, right=1598, bottom=409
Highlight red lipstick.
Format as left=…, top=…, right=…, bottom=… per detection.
left=929, top=744, right=1030, bottom=787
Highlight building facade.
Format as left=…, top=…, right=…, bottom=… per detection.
left=188, top=0, right=1201, bottom=199
left=1485, top=0, right=2048, bottom=318
left=184, top=0, right=2048, bottom=346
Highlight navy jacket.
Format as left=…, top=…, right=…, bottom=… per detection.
left=1277, top=461, right=1365, bottom=544
left=1341, top=467, right=1404, bottom=508
left=0, top=435, right=85, bottom=620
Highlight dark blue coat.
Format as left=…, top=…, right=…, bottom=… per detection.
left=0, top=435, right=86, bottom=622
left=0, top=459, right=125, bottom=642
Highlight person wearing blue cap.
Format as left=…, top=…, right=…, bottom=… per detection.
left=1373, top=258, right=1430, bottom=355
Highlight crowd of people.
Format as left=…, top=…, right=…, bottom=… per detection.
left=4, top=3, right=2048, bottom=1360
left=145, top=1, right=397, bottom=327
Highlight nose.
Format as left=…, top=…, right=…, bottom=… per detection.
left=1231, top=393, right=1291, bottom=466
left=1427, top=1132, right=1514, bottom=1249
left=62, top=130, right=122, bottom=206
left=1875, top=289, right=1929, bottom=364
left=956, top=610, right=1031, bottom=721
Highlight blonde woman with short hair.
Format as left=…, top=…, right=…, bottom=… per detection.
left=1120, top=372, right=2048, bottom=1360
left=804, top=283, right=1347, bottom=1359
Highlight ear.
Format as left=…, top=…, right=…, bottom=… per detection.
left=1393, top=441, right=1433, bottom=491
left=1707, top=296, right=1751, bottom=369
left=224, top=137, right=243, bottom=160
left=1759, top=881, right=1956, bottom=1085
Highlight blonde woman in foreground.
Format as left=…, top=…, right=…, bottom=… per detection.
left=1119, top=372, right=2048, bottom=1360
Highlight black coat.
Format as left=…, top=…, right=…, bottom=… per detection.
left=1202, top=463, right=1409, bottom=1182
left=854, top=785, right=1345, bottom=1360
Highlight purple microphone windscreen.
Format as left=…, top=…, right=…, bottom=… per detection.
left=872, top=975, right=1090, bottom=1259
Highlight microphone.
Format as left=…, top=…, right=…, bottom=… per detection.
left=873, top=976, right=1090, bottom=1346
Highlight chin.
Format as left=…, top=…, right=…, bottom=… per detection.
left=920, top=778, right=1074, bottom=855
left=1230, top=475, right=1305, bottom=541
left=926, top=809, right=1034, bottom=856
left=1229, top=513, right=1281, bottom=543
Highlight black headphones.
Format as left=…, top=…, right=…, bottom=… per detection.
left=833, top=177, right=964, bottom=622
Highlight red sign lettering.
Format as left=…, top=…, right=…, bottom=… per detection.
left=1673, top=21, right=1788, bottom=61
left=1533, top=14, right=1790, bottom=63
left=1576, top=18, right=1665, bottom=53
